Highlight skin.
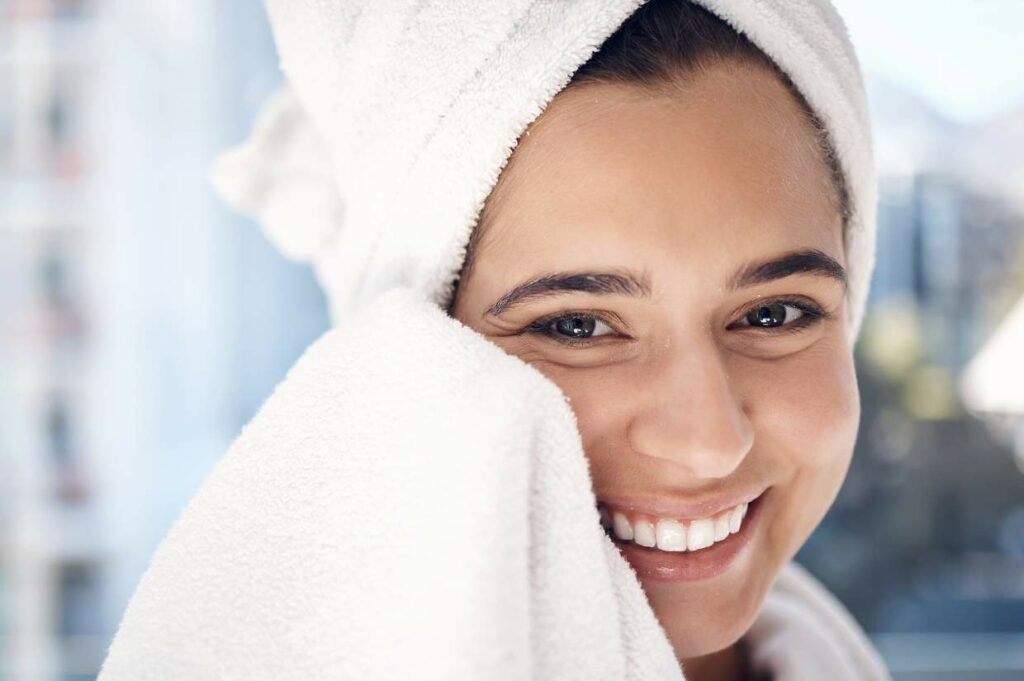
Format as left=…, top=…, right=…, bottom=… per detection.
left=449, top=59, right=860, bottom=681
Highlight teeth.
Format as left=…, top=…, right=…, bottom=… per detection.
left=655, top=519, right=687, bottom=552
left=713, top=512, right=730, bottom=541
left=729, top=503, right=745, bottom=533
left=600, top=497, right=756, bottom=553
left=687, top=518, right=715, bottom=551
left=633, top=519, right=656, bottom=548
left=612, top=512, right=634, bottom=541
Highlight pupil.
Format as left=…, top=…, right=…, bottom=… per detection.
left=555, top=316, right=595, bottom=338
left=750, top=303, right=786, bottom=327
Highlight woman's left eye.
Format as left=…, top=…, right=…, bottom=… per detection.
left=731, top=299, right=823, bottom=332
left=527, top=313, right=616, bottom=344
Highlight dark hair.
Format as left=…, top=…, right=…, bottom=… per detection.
left=448, top=0, right=850, bottom=312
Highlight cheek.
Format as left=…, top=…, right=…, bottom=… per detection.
left=754, top=340, right=859, bottom=468
left=526, top=335, right=861, bottom=509
left=750, top=336, right=860, bottom=559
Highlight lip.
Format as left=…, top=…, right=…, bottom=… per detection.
left=606, top=487, right=769, bottom=582
left=596, top=485, right=768, bottom=522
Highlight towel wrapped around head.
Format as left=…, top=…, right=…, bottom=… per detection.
left=99, top=2, right=886, bottom=680
left=212, top=0, right=877, bottom=346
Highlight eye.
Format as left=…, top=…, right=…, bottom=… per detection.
left=730, top=298, right=825, bottom=333
left=526, top=312, right=617, bottom=345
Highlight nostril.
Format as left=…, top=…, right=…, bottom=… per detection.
left=626, top=423, right=753, bottom=480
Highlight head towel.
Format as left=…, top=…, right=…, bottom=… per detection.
left=212, top=0, right=878, bottom=346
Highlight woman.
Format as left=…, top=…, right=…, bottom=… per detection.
left=448, top=3, right=865, bottom=678
left=100, top=1, right=888, bottom=679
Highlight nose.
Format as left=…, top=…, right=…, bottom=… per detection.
left=626, top=333, right=754, bottom=479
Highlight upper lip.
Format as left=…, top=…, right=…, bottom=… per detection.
left=596, top=486, right=769, bottom=521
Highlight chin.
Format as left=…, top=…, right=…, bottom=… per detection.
left=641, top=565, right=770, bottom=659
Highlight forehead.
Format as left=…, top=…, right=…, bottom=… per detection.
left=475, top=60, right=843, bottom=288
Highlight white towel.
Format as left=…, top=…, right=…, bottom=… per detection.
left=99, top=1, right=887, bottom=679
left=212, top=0, right=877, bottom=345
left=98, top=287, right=685, bottom=680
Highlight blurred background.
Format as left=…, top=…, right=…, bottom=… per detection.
left=0, top=0, right=1021, bottom=679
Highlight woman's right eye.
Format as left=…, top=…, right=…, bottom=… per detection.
left=527, top=313, right=616, bottom=344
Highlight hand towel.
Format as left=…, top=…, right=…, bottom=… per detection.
left=98, top=287, right=685, bottom=680
left=99, top=1, right=884, bottom=679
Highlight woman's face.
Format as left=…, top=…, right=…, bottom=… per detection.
left=450, top=59, right=859, bottom=662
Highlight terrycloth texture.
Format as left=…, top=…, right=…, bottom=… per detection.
left=99, top=288, right=685, bottom=680
left=212, top=0, right=877, bottom=347
left=749, top=562, right=891, bottom=681
left=101, top=1, right=886, bottom=679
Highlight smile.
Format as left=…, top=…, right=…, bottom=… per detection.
left=596, top=488, right=769, bottom=581
left=599, top=500, right=749, bottom=552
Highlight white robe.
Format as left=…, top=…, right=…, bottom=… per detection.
left=746, top=561, right=890, bottom=680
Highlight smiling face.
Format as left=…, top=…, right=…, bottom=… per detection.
left=449, top=59, right=860, bottom=665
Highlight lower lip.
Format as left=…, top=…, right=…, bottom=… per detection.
left=610, top=489, right=767, bottom=582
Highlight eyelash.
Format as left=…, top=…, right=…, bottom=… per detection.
left=523, top=297, right=830, bottom=347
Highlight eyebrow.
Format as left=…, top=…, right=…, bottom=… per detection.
left=486, top=269, right=651, bottom=316
left=727, top=248, right=847, bottom=293
left=484, top=248, right=847, bottom=316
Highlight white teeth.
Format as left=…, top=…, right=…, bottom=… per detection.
left=713, top=513, right=730, bottom=541
left=612, top=512, right=634, bottom=541
left=655, top=519, right=687, bottom=552
left=633, top=519, right=657, bottom=547
left=601, top=496, right=757, bottom=553
left=729, top=503, right=747, bottom=534
left=687, top=518, right=715, bottom=551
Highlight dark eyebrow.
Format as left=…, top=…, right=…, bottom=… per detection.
left=726, top=248, right=847, bottom=292
left=485, top=269, right=651, bottom=316
left=484, top=248, right=846, bottom=317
